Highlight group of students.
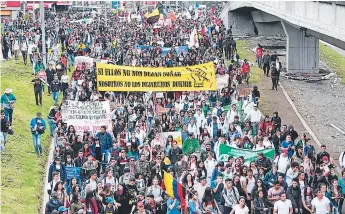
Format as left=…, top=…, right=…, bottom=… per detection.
left=2, top=2, right=345, bottom=214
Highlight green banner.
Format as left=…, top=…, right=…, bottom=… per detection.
left=218, top=144, right=275, bottom=162
left=222, top=105, right=232, bottom=112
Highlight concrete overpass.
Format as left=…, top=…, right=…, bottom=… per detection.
left=220, top=1, right=345, bottom=73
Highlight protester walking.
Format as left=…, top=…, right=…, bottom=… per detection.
left=30, top=112, right=46, bottom=157
left=0, top=88, right=16, bottom=123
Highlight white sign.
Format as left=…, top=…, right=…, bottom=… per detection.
left=74, top=56, right=94, bottom=70
left=61, top=100, right=111, bottom=134
left=216, top=74, right=229, bottom=90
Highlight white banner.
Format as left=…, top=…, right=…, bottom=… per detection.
left=61, top=100, right=111, bottom=134
left=216, top=74, right=229, bottom=90
left=158, top=131, right=182, bottom=147
left=74, top=56, right=94, bottom=70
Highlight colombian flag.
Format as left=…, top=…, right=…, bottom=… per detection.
left=163, top=171, right=186, bottom=206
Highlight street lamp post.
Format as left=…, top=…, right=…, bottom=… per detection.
left=40, top=1, right=47, bottom=67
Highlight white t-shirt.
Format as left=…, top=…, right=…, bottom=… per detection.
left=233, top=204, right=249, bottom=214
left=274, top=199, right=292, bottom=214
left=311, top=196, right=330, bottom=214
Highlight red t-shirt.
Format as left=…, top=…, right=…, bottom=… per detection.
left=242, top=62, right=250, bottom=74
left=256, top=47, right=263, bottom=57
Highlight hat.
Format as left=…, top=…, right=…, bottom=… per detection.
left=58, top=206, right=68, bottom=212
left=205, top=141, right=211, bottom=145
left=200, top=176, right=207, bottom=181
left=126, top=142, right=132, bottom=146
left=207, top=111, right=211, bottom=115
left=4, top=88, right=12, bottom=93
left=147, top=193, right=154, bottom=198
left=55, top=156, right=61, bottom=161
left=253, top=104, right=258, bottom=107
left=315, top=167, right=321, bottom=174
left=106, top=197, right=114, bottom=204
left=281, top=148, right=288, bottom=153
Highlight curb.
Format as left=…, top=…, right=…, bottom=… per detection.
left=41, top=138, right=55, bottom=214
left=278, top=82, right=342, bottom=175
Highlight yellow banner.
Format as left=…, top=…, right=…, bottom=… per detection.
left=96, top=62, right=216, bottom=92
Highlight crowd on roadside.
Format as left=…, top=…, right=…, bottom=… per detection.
left=2, top=2, right=345, bottom=214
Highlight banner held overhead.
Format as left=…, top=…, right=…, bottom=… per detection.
left=96, top=62, right=216, bottom=92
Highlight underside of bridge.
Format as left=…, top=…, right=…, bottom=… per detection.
left=225, top=6, right=345, bottom=73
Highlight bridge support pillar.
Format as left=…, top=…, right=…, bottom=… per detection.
left=282, top=21, right=319, bottom=73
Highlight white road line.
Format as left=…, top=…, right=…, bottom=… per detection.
left=330, top=124, right=345, bottom=135
left=278, top=82, right=342, bottom=174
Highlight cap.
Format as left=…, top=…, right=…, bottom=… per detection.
left=322, top=156, right=329, bottom=161
left=55, top=156, right=61, bottom=161
left=253, top=104, right=258, bottom=107
left=315, top=167, right=321, bottom=173
left=200, top=176, right=206, bottom=181
left=147, top=193, right=154, bottom=198
left=126, top=142, right=132, bottom=146
left=58, top=206, right=68, bottom=212
left=106, top=197, right=114, bottom=204
left=281, top=148, right=288, bottom=153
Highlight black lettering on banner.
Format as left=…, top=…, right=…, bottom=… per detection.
left=124, top=82, right=131, bottom=87
left=163, top=71, right=182, bottom=77
left=172, top=81, right=192, bottom=87
left=105, top=68, right=121, bottom=76
left=132, top=70, right=143, bottom=76
left=123, top=70, right=131, bottom=76
left=99, top=81, right=123, bottom=87
left=144, top=71, right=162, bottom=77
left=97, top=68, right=104, bottom=75
left=141, top=81, right=170, bottom=88
left=132, top=82, right=140, bottom=87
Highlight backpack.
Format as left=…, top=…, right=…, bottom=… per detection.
left=221, top=187, right=239, bottom=205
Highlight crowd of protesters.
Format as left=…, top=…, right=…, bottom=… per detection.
left=2, top=2, right=345, bottom=214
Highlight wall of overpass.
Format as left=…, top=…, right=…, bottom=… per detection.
left=220, top=1, right=345, bottom=73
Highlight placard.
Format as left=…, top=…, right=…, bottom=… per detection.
left=61, top=100, right=111, bottom=134
left=65, top=167, right=81, bottom=180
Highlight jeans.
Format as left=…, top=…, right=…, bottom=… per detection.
left=256, top=56, right=263, bottom=68
left=52, top=91, right=59, bottom=104
left=1, top=132, right=8, bottom=153
left=263, top=64, right=270, bottom=76
left=47, top=118, right=55, bottom=136
left=223, top=206, right=232, bottom=214
left=32, top=134, right=42, bottom=155
left=104, top=149, right=109, bottom=163
left=4, top=108, right=13, bottom=123
left=68, top=54, right=74, bottom=68
left=35, top=90, right=42, bottom=105
left=21, top=50, right=27, bottom=64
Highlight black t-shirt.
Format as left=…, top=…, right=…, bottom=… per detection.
left=31, top=78, right=43, bottom=92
